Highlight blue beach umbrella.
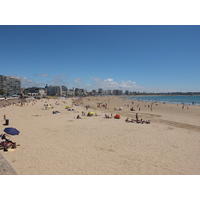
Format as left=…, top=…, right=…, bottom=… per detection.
left=4, top=127, right=20, bottom=135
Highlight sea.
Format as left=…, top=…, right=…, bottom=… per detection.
left=124, top=95, right=200, bottom=105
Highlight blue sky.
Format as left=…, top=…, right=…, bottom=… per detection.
left=0, top=25, right=200, bottom=92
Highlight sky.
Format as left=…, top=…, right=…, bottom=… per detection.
left=0, top=25, right=200, bottom=92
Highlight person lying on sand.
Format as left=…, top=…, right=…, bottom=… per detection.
left=136, top=119, right=144, bottom=124
left=52, top=111, right=60, bottom=114
left=125, top=118, right=134, bottom=123
left=105, top=114, right=112, bottom=118
left=77, top=115, right=82, bottom=119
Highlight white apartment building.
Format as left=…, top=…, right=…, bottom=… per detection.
left=0, top=75, right=21, bottom=95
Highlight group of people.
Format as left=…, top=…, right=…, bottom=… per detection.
left=125, top=113, right=151, bottom=124
left=105, top=114, right=112, bottom=118
left=125, top=118, right=150, bottom=124
left=0, top=133, right=16, bottom=152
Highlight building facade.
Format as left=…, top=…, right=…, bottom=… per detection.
left=104, top=90, right=112, bottom=95
left=113, top=90, right=123, bottom=95
left=98, top=88, right=103, bottom=95
left=0, top=75, right=21, bottom=95
left=75, top=88, right=87, bottom=96
left=23, top=87, right=47, bottom=97
left=45, top=85, right=63, bottom=96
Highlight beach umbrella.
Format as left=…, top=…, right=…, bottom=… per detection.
left=4, top=127, right=20, bottom=135
left=65, top=106, right=70, bottom=108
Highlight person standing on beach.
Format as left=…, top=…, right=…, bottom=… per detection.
left=136, top=113, right=138, bottom=121
left=3, top=114, right=6, bottom=120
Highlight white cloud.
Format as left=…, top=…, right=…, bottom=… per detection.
left=20, top=77, right=44, bottom=88
left=88, top=77, right=145, bottom=91
left=48, top=76, right=83, bottom=88
left=48, top=75, right=69, bottom=86
left=11, top=75, right=148, bottom=92
left=38, top=74, right=49, bottom=77
left=74, top=78, right=82, bottom=83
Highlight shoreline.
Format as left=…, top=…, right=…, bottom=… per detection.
left=121, top=95, right=200, bottom=105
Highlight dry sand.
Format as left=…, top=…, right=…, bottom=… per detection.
left=0, top=96, right=200, bottom=175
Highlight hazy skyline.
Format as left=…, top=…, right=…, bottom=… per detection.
left=1, top=25, right=200, bottom=92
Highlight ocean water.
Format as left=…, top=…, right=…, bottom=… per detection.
left=124, top=95, right=200, bottom=105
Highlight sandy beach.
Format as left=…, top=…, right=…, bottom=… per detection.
left=0, top=96, right=200, bottom=175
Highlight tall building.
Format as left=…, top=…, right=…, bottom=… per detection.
left=105, top=90, right=112, bottom=95
left=46, top=85, right=63, bottom=96
left=113, top=90, right=123, bottom=95
left=92, top=90, right=97, bottom=96
left=125, top=90, right=129, bottom=95
left=98, top=88, right=103, bottom=95
left=0, top=75, right=21, bottom=95
left=75, top=88, right=87, bottom=96
left=61, top=85, right=68, bottom=96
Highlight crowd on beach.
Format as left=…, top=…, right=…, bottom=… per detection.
left=0, top=99, right=37, bottom=108
left=69, top=100, right=151, bottom=124
left=4, top=96, right=194, bottom=133
left=0, top=96, right=159, bottom=153
left=1, top=97, right=198, bottom=135
left=31, top=97, right=152, bottom=125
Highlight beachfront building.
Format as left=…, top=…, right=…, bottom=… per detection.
left=67, top=89, right=75, bottom=97
left=113, top=90, right=123, bottom=95
left=75, top=88, right=87, bottom=96
left=0, top=75, right=21, bottom=96
left=125, top=90, right=130, bottom=95
left=105, top=90, right=112, bottom=95
left=23, top=87, right=47, bottom=97
left=98, top=88, right=103, bottom=95
left=75, top=88, right=80, bottom=96
left=82, top=89, right=87, bottom=96
left=61, top=85, right=68, bottom=96
left=92, top=90, right=97, bottom=96
left=45, top=85, right=63, bottom=96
